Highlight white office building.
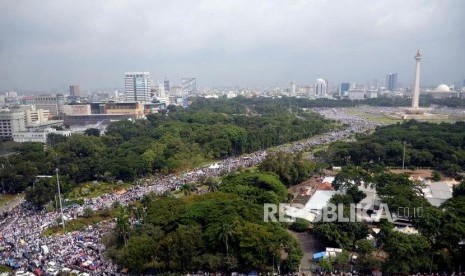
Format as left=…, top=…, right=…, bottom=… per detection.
left=125, top=72, right=152, bottom=102
left=315, top=78, right=328, bottom=98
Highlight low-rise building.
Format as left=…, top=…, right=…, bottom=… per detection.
left=105, top=102, right=144, bottom=119
left=25, top=109, right=50, bottom=125
left=62, top=104, right=91, bottom=115
left=348, top=89, right=366, bottom=100
left=13, top=128, right=71, bottom=143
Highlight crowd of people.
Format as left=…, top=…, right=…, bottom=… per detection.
left=0, top=108, right=378, bottom=275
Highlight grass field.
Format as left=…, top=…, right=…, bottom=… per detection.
left=346, top=108, right=402, bottom=124
left=67, top=181, right=132, bottom=200
left=347, top=107, right=465, bottom=124
left=0, top=193, right=23, bottom=207
left=42, top=208, right=117, bottom=236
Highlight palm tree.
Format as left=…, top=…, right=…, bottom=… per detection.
left=206, top=179, right=219, bottom=192
left=218, top=222, right=234, bottom=255
left=181, top=183, right=197, bottom=196
left=116, top=210, right=130, bottom=246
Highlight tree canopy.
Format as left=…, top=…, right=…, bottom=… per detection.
left=105, top=172, right=303, bottom=274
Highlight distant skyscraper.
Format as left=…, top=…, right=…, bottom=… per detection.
left=164, top=79, right=170, bottom=92
left=340, top=82, right=350, bottom=96
left=315, top=79, right=328, bottom=98
left=125, top=72, right=152, bottom=102
left=181, top=78, right=196, bottom=95
left=69, top=85, right=80, bottom=96
left=5, top=91, right=17, bottom=97
left=290, top=81, right=296, bottom=96
left=385, top=73, right=398, bottom=91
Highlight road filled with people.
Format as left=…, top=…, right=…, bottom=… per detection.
left=0, top=108, right=380, bottom=276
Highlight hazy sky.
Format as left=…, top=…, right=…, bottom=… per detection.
left=0, top=0, right=464, bottom=92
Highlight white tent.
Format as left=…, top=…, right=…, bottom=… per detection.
left=41, top=245, right=49, bottom=255
left=208, top=163, right=220, bottom=169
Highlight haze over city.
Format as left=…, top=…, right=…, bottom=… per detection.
left=0, top=0, right=464, bottom=91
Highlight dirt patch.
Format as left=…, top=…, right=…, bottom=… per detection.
left=390, top=169, right=454, bottom=182
left=390, top=169, right=433, bottom=179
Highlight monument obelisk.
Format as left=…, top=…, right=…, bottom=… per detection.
left=411, top=50, right=422, bottom=109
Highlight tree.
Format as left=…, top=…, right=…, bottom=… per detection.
left=383, top=232, right=430, bottom=274
left=180, top=183, right=197, bottom=196
left=452, top=180, right=465, bottom=198
left=206, top=178, right=220, bottom=192
left=320, top=258, right=332, bottom=272
left=332, top=166, right=371, bottom=191
left=431, top=170, right=441, bottom=181
left=173, top=224, right=204, bottom=271
left=218, top=222, right=234, bottom=255
left=122, top=234, right=157, bottom=272
left=25, top=178, right=55, bottom=208
left=291, top=218, right=310, bottom=232
left=355, top=239, right=374, bottom=259
left=346, top=185, right=366, bottom=204
left=84, top=128, right=100, bottom=137
left=82, top=207, right=94, bottom=218
left=116, top=209, right=131, bottom=246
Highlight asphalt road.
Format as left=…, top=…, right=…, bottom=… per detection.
left=289, top=230, right=319, bottom=273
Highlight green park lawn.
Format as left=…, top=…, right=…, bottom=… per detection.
left=0, top=193, right=23, bottom=207
left=66, top=181, right=132, bottom=200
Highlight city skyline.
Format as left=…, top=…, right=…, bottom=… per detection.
left=0, top=0, right=464, bottom=91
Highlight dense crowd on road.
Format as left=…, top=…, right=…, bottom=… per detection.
left=0, top=108, right=379, bottom=276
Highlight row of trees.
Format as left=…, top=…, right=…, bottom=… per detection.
left=0, top=98, right=334, bottom=199
left=190, top=94, right=465, bottom=113
left=326, top=120, right=465, bottom=176
left=105, top=172, right=303, bottom=274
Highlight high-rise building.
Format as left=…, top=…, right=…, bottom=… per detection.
left=5, top=91, right=17, bottom=97
left=164, top=79, right=170, bottom=92
left=69, top=85, right=80, bottom=96
left=290, top=81, right=296, bottom=96
left=340, top=82, right=350, bottom=96
left=125, top=72, right=152, bottom=102
left=315, top=79, right=328, bottom=98
left=0, top=111, right=25, bottom=139
left=181, top=78, right=196, bottom=95
left=385, top=73, right=398, bottom=91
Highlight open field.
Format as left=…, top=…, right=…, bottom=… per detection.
left=346, top=108, right=402, bottom=124
left=390, top=168, right=455, bottom=182
left=347, top=107, right=465, bottom=124
left=390, top=169, right=434, bottom=179
left=42, top=208, right=117, bottom=236
left=67, top=181, right=132, bottom=200
left=0, top=193, right=24, bottom=213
